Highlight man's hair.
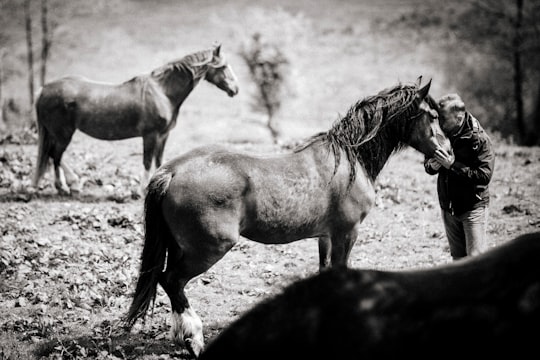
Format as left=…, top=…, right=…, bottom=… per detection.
left=438, top=94, right=466, bottom=112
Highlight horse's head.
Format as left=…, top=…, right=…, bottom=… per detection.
left=204, top=44, right=239, bottom=97
left=406, top=79, right=452, bottom=158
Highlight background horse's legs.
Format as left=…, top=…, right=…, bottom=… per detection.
left=154, top=133, right=169, bottom=169
left=330, top=226, right=360, bottom=267
left=60, top=161, right=81, bottom=193
left=141, top=134, right=158, bottom=196
left=318, top=235, right=332, bottom=271
left=53, top=163, right=70, bottom=194
left=51, top=133, right=74, bottom=195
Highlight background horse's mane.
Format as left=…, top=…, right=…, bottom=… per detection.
left=296, top=83, right=425, bottom=183
left=150, top=47, right=226, bottom=82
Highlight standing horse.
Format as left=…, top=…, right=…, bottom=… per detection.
left=125, top=78, right=451, bottom=357
left=32, top=44, right=239, bottom=195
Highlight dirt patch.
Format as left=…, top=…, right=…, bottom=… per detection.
left=1, top=139, right=538, bottom=359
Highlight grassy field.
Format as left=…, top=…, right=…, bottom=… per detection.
left=1, top=0, right=539, bottom=359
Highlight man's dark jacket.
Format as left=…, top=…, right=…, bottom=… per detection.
left=425, top=113, right=495, bottom=216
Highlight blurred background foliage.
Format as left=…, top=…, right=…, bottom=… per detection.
left=382, top=0, right=540, bottom=145
left=0, top=0, right=539, bottom=145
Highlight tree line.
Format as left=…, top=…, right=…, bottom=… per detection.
left=1, top=0, right=539, bottom=145
left=387, top=0, right=540, bottom=145
left=1, top=0, right=53, bottom=130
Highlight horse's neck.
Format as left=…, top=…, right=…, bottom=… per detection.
left=353, top=129, right=401, bottom=181
left=154, top=67, right=197, bottom=109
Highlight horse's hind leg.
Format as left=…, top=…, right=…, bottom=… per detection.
left=53, top=165, right=70, bottom=195
left=159, top=267, right=204, bottom=357
left=51, top=134, right=74, bottom=195
left=61, top=160, right=81, bottom=193
left=159, top=216, right=239, bottom=357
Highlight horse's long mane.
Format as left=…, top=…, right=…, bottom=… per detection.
left=298, top=83, right=424, bottom=183
left=150, top=48, right=226, bottom=82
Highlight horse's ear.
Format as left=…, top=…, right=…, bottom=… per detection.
left=415, top=76, right=423, bottom=88
left=417, top=79, right=432, bottom=100
left=213, top=43, right=222, bottom=57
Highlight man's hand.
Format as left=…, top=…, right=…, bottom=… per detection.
left=434, top=148, right=455, bottom=169
left=426, top=157, right=442, bottom=171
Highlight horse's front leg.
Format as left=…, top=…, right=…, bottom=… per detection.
left=330, top=225, right=360, bottom=267
left=318, top=235, right=332, bottom=271
left=140, top=134, right=157, bottom=197
left=154, top=133, right=169, bottom=169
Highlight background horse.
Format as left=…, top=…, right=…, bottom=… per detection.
left=125, top=78, right=451, bottom=357
left=198, top=231, right=540, bottom=360
left=32, top=44, right=239, bottom=195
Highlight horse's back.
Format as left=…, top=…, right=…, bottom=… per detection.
left=37, top=76, right=111, bottom=113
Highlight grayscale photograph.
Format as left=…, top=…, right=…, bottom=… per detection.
left=0, top=0, right=539, bottom=359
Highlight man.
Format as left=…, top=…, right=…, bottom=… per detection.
left=425, top=94, right=495, bottom=260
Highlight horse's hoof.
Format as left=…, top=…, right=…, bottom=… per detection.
left=26, top=185, right=37, bottom=195
left=185, top=337, right=204, bottom=358
left=69, top=183, right=83, bottom=195
left=131, top=189, right=142, bottom=200
left=56, top=187, right=71, bottom=196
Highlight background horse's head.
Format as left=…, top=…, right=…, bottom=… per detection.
left=406, top=79, right=452, bottom=158
left=203, top=44, right=239, bottom=97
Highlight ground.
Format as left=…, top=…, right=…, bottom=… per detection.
left=0, top=0, right=539, bottom=359
left=1, top=125, right=538, bottom=359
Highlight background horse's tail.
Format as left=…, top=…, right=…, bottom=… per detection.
left=33, top=91, right=52, bottom=187
left=125, top=166, right=174, bottom=328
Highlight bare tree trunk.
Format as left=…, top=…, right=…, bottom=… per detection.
left=40, top=0, right=50, bottom=87
left=0, top=51, right=3, bottom=107
left=530, top=80, right=540, bottom=146
left=24, top=0, right=35, bottom=114
left=513, top=0, right=525, bottom=143
left=0, top=51, right=4, bottom=126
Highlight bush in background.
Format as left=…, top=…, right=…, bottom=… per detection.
left=239, top=33, right=289, bottom=142
left=233, top=7, right=312, bottom=143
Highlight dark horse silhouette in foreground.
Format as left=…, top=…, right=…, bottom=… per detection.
left=33, top=44, right=239, bottom=195
left=199, top=231, right=540, bottom=360
left=125, top=78, right=451, bottom=356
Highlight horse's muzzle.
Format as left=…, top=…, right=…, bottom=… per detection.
left=227, top=86, right=239, bottom=97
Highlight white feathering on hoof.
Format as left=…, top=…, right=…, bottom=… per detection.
left=170, top=307, right=205, bottom=357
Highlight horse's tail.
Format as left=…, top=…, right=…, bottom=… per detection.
left=125, top=166, right=174, bottom=328
left=33, top=90, right=52, bottom=188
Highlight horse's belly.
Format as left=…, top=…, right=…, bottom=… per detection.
left=78, top=122, right=141, bottom=140
left=76, top=112, right=142, bottom=140
left=241, top=204, right=329, bottom=244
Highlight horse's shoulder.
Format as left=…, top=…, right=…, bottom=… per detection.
left=137, top=76, right=171, bottom=116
